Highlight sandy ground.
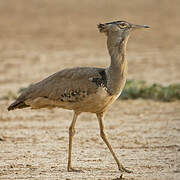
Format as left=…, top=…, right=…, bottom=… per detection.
left=0, top=1, right=180, bottom=179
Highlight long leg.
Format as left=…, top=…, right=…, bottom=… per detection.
left=96, top=112, right=132, bottom=173
left=67, top=111, right=81, bottom=172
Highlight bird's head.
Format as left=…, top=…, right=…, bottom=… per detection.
left=98, top=20, right=149, bottom=38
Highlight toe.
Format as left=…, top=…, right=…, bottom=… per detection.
left=119, top=166, right=132, bottom=173
left=68, top=167, right=84, bottom=173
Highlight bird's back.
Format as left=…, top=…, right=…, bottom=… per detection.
left=8, top=67, right=116, bottom=113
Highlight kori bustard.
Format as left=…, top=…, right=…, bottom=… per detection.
left=8, top=20, right=149, bottom=173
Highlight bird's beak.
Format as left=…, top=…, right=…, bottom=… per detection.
left=131, top=24, right=150, bottom=30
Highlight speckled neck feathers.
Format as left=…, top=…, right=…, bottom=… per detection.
left=106, top=34, right=129, bottom=95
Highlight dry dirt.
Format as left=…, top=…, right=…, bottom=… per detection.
left=0, top=1, right=180, bottom=179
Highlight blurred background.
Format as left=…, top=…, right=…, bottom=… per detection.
left=0, top=1, right=180, bottom=179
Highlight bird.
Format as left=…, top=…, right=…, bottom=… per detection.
left=8, top=20, right=149, bottom=173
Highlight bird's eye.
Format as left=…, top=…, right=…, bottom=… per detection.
left=119, top=23, right=127, bottom=29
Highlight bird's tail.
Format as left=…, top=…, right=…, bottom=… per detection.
left=8, top=100, right=29, bottom=111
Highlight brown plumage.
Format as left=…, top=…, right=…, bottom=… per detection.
left=8, top=20, right=149, bottom=173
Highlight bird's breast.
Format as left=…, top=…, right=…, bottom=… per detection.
left=65, top=87, right=117, bottom=113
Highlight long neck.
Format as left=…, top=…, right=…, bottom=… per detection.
left=106, top=35, right=128, bottom=95
left=108, top=35, right=128, bottom=69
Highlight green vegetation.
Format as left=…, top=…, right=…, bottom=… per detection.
left=120, top=80, right=180, bottom=102
left=0, top=91, right=17, bottom=101
left=1, top=80, right=180, bottom=102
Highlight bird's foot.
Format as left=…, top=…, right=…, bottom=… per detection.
left=118, top=165, right=132, bottom=173
left=68, top=167, right=84, bottom=173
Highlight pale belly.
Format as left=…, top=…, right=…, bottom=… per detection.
left=25, top=87, right=120, bottom=113
left=67, top=88, right=117, bottom=113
